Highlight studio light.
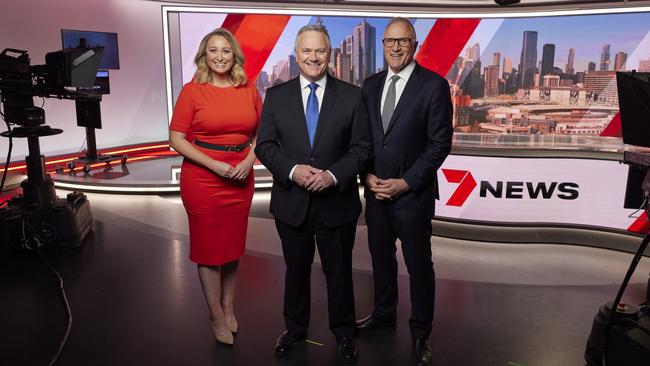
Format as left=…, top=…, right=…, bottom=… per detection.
left=494, top=0, right=521, bottom=5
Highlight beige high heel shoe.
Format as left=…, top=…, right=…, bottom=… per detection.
left=210, top=319, right=234, bottom=345
left=227, top=318, right=238, bottom=334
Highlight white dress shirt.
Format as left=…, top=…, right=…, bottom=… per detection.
left=289, top=74, right=337, bottom=184
left=299, top=73, right=326, bottom=112
left=380, top=61, right=416, bottom=113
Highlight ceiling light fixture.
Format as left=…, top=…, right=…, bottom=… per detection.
left=494, top=0, right=522, bottom=5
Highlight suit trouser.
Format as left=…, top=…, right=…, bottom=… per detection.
left=275, top=203, right=357, bottom=338
left=365, top=199, right=435, bottom=340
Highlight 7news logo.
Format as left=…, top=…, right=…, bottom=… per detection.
left=441, top=169, right=579, bottom=207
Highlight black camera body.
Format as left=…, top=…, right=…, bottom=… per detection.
left=0, top=47, right=102, bottom=125
left=0, top=47, right=101, bottom=251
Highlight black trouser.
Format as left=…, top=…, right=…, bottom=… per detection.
left=365, top=199, right=435, bottom=340
left=275, top=203, right=357, bottom=338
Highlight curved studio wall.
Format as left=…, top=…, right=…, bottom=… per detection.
left=162, top=5, right=650, bottom=247
left=1, top=1, right=647, bottom=247
left=0, top=0, right=170, bottom=160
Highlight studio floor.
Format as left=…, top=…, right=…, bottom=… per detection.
left=1, top=188, right=649, bottom=366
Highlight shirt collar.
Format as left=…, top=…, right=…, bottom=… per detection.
left=386, top=61, right=416, bottom=83
left=299, top=73, right=328, bottom=91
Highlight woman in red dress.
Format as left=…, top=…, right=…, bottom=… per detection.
left=169, top=28, right=261, bottom=346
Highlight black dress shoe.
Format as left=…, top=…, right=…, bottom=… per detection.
left=336, top=336, right=358, bottom=364
left=355, top=314, right=396, bottom=330
left=274, top=330, right=306, bottom=356
left=412, top=338, right=432, bottom=366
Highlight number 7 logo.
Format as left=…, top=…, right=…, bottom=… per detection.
left=441, top=169, right=477, bottom=207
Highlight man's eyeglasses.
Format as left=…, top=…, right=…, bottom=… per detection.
left=382, top=38, right=413, bottom=47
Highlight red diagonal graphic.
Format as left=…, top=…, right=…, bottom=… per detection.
left=442, top=169, right=477, bottom=207
left=600, top=112, right=622, bottom=137
left=415, top=19, right=481, bottom=76
left=222, top=14, right=291, bottom=81
left=627, top=211, right=650, bottom=234
left=221, top=14, right=246, bottom=34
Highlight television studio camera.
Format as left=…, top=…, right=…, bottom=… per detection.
left=584, top=71, right=650, bottom=366
left=0, top=45, right=103, bottom=251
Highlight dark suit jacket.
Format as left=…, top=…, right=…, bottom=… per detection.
left=255, top=74, right=372, bottom=228
left=362, top=62, right=453, bottom=216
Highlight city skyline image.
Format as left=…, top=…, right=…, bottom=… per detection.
left=445, top=12, right=650, bottom=136
left=258, top=16, right=395, bottom=89
left=260, top=17, right=395, bottom=72
left=174, top=10, right=650, bottom=140
left=257, top=13, right=650, bottom=87
left=480, top=13, right=650, bottom=74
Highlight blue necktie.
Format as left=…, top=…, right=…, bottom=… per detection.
left=306, top=82, right=319, bottom=147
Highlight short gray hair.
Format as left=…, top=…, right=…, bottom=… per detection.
left=295, top=24, right=332, bottom=50
left=386, top=17, right=416, bottom=39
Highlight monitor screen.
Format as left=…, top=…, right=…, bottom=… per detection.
left=616, top=72, right=650, bottom=148
left=95, top=70, right=110, bottom=94
left=77, top=70, right=111, bottom=95
left=61, top=29, right=119, bottom=70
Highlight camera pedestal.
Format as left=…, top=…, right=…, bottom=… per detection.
left=1, top=126, right=93, bottom=251
left=585, top=295, right=650, bottom=366
left=66, top=99, right=127, bottom=173
left=584, top=151, right=650, bottom=365
left=67, top=126, right=127, bottom=174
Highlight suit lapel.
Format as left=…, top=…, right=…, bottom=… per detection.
left=385, top=64, right=424, bottom=136
left=374, top=71, right=388, bottom=135
left=311, top=74, right=338, bottom=150
left=288, top=77, right=312, bottom=152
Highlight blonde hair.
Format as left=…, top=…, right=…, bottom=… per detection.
left=193, top=28, right=247, bottom=86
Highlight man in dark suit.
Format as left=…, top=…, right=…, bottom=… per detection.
left=255, top=24, right=371, bottom=364
left=356, top=18, right=453, bottom=366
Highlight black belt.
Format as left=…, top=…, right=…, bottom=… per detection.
left=194, top=139, right=250, bottom=152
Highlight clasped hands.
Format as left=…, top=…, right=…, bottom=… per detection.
left=212, top=159, right=253, bottom=180
left=292, top=164, right=335, bottom=192
left=365, top=173, right=409, bottom=201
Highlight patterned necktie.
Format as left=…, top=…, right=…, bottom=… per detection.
left=381, top=75, right=400, bottom=132
left=306, top=82, right=319, bottom=146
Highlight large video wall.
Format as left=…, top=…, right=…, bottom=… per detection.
left=162, top=7, right=650, bottom=235
left=164, top=7, right=650, bottom=148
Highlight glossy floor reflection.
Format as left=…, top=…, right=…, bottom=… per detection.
left=0, top=192, right=648, bottom=366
